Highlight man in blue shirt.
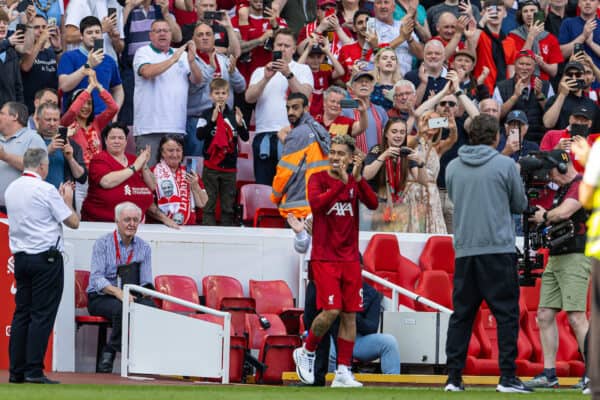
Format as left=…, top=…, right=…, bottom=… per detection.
left=35, top=103, right=87, bottom=189
left=559, top=0, right=600, bottom=69
left=86, top=202, right=156, bottom=373
left=58, top=16, right=123, bottom=116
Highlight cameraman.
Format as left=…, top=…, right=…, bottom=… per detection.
left=525, top=149, right=591, bottom=389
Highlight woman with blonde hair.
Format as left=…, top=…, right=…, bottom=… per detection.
left=371, top=47, right=402, bottom=110
left=403, top=109, right=457, bottom=233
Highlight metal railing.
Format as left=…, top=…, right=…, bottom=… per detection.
left=362, top=270, right=453, bottom=314
left=121, top=284, right=231, bottom=383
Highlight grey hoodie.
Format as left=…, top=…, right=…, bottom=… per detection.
left=446, top=144, right=527, bottom=258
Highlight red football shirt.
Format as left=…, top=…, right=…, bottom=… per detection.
left=505, top=33, right=564, bottom=81
left=539, top=129, right=600, bottom=172
left=309, top=69, right=334, bottom=119
left=308, top=171, right=378, bottom=262
left=338, top=42, right=375, bottom=83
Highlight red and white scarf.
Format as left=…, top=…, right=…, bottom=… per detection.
left=154, top=160, right=192, bottom=225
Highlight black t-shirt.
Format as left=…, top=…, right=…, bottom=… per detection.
left=364, top=145, right=418, bottom=193
left=544, top=94, right=600, bottom=132
left=22, top=47, right=58, bottom=114
left=405, top=69, right=448, bottom=104
left=181, top=22, right=229, bottom=49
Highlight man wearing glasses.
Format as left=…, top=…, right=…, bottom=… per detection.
left=543, top=61, right=600, bottom=132
left=133, top=19, right=203, bottom=165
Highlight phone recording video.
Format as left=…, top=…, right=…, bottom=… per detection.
left=428, top=117, right=449, bottom=129
left=185, top=158, right=197, bottom=174
left=204, top=11, right=224, bottom=20
left=570, top=124, right=589, bottom=138
left=340, top=99, right=359, bottom=109
left=16, top=0, right=33, bottom=13
left=272, top=50, right=282, bottom=61
left=533, top=10, right=545, bottom=25
left=108, top=7, right=117, bottom=18
left=93, top=38, right=104, bottom=52
left=574, top=43, right=585, bottom=55
left=15, top=24, right=26, bottom=35
left=58, top=127, right=68, bottom=142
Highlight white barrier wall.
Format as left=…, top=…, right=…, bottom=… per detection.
left=61, top=222, right=437, bottom=372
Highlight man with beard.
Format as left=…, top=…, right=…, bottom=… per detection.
left=338, top=10, right=380, bottom=82
left=271, top=93, right=331, bottom=218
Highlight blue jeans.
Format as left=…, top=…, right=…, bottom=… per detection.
left=184, top=116, right=204, bottom=157
left=328, top=333, right=401, bottom=374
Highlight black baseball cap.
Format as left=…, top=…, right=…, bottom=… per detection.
left=547, top=149, right=570, bottom=165
left=564, top=61, right=584, bottom=74
left=572, top=104, right=594, bottom=120
left=506, top=110, right=528, bottom=124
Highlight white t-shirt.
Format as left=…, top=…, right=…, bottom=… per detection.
left=5, top=172, right=73, bottom=253
left=65, top=0, right=124, bottom=60
left=133, top=45, right=191, bottom=136
left=583, top=141, right=600, bottom=186
left=373, top=18, right=419, bottom=76
left=249, top=61, right=314, bottom=133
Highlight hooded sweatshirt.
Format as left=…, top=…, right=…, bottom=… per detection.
left=446, top=144, right=527, bottom=258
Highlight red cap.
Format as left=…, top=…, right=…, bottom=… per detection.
left=515, top=49, right=536, bottom=60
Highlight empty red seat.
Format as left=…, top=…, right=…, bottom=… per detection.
left=202, top=275, right=256, bottom=336
left=239, top=184, right=277, bottom=226
left=245, top=313, right=301, bottom=384
left=249, top=279, right=303, bottom=334
left=418, top=235, right=455, bottom=279
left=75, top=270, right=111, bottom=373
left=254, top=208, right=286, bottom=228
left=154, top=274, right=200, bottom=313
left=363, top=234, right=421, bottom=309
left=414, top=270, right=452, bottom=312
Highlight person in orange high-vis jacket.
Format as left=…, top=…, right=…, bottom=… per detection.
left=271, top=93, right=331, bottom=218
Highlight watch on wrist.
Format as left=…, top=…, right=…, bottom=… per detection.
left=286, top=72, right=294, bottom=80
left=128, top=165, right=136, bottom=173
left=454, top=89, right=464, bottom=97
left=543, top=211, right=548, bottom=222
left=84, top=63, right=91, bottom=69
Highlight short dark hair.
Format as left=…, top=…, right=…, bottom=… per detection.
left=79, top=16, right=102, bottom=34
left=210, top=78, right=229, bottom=92
left=469, top=114, right=499, bottom=146
left=353, top=9, right=371, bottom=24
left=3, top=102, right=28, bottom=127
left=34, top=88, right=58, bottom=102
left=273, top=28, right=296, bottom=44
left=156, top=134, right=185, bottom=164
left=287, top=92, right=309, bottom=107
left=151, top=19, right=170, bottom=30
left=515, top=2, right=540, bottom=25
left=100, top=122, right=130, bottom=150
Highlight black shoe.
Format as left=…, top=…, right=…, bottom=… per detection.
left=497, top=376, right=533, bottom=393
left=9, top=375, right=24, bottom=384
left=24, top=376, right=60, bottom=384
left=98, top=351, right=115, bottom=373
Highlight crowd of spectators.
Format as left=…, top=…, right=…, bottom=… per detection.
left=0, top=0, right=599, bottom=232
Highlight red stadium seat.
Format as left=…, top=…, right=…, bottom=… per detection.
left=363, top=234, right=421, bottom=309
left=245, top=313, right=301, bottom=384
left=249, top=279, right=303, bottom=334
left=413, top=270, right=453, bottom=312
left=202, top=275, right=256, bottom=336
left=192, top=314, right=247, bottom=383
left=519, top=278, right=542, bottom=313
left=238, top=184, right=277, bottom=226
left=75, top=270, right=111, bottom=373
left=154, top=274, right=200, bottom=313
left=418, top=235, right=455, bottom=279
left=254, top=208, right=286, bottom=228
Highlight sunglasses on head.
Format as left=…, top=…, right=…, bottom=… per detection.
left=439, top=101, right=457, bottom=107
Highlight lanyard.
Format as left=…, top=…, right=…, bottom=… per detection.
left=113, top=230, right=134, bottom=265
left=22, top=172, right=40, bottom=179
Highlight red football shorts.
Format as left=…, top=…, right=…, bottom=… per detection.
left=311, top=260, right=363, bottom=312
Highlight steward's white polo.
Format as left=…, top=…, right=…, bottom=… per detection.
left=5, top=171, right=73, bottom=254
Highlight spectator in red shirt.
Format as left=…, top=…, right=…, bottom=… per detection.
left=338, top=9, right=380, bottom=82
left=296, top=0, right=353, bottom=57
left=293, top=134, right=378, bottom=388
left=540, top=104, right=598, bottom=173
left=318, top=86, right=367, bottom=137
left=433, top=12, right=468, bottom=61
left=298, top=37, right=345, bottom=119
left=505, top=0, right=563, bottom=81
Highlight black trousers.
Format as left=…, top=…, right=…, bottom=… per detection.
left=304, top=280, right=333, bottom=386
left=252, top=131, right=279, bottom=186
left=9, top=252, right=64, bottom=379
left=446, top=253, right=520, bottom=378
left=88, top=292, right=156, bottom=354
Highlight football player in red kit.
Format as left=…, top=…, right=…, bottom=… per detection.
left=293, top=134, right=378, bottom=387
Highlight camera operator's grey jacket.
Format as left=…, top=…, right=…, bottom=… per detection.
left=446, top=145, right=527, bottom=258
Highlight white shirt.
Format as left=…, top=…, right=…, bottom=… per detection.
left=133, top=45, right=191, bottom=136
left=65, top=0, right=124, bottom=60
left=373, top=18, right=419, bottom=76
left=584, top=141, right=600, bottom=186
left=5, top=171, right=73, bottom=254
left=249, top=61, right=314, bottom=133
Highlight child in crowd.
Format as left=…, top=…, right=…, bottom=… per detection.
left=196, top=78, right=249, bottom=226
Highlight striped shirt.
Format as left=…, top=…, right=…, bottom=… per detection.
left=123, top=5, right=163, bottom=66
left=87, top=230, right=153, bottom=294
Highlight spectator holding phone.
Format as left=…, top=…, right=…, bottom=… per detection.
left=151, top=134, right=208, bottom=226
left=196, top=78, right=249, bottom=226
left=296, top=0, right=352, bottom=57
left=337, top=10, right=379, bottom=83
left=499, top=110, right=539, bottom=161
left=427, top=0, right=480, bottom=37
left=543, top=61, right=600, bottom=131
left=0, top=8, right=26, bottom=106
left=186, top=21, right=246, bottom=156
left=318, top=86, right=367, bottom=138
left=58, top=16, right=124, bottom=116
left=558, top=0, right=600, bottom=69
left=36, top=102, right=87, bottom=189
left=298, top=35, right=345, bottom=120
left=493, top=49, right=554, bottom=144
left=361, top=118, right=427, bottom=231
left=450, top=49, right=490, bottom=102
left=245, top=28, right=313, bottom=185
left=505, top=1, right=563, bottom=81
left=20, top=14, right=61, bottom=114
